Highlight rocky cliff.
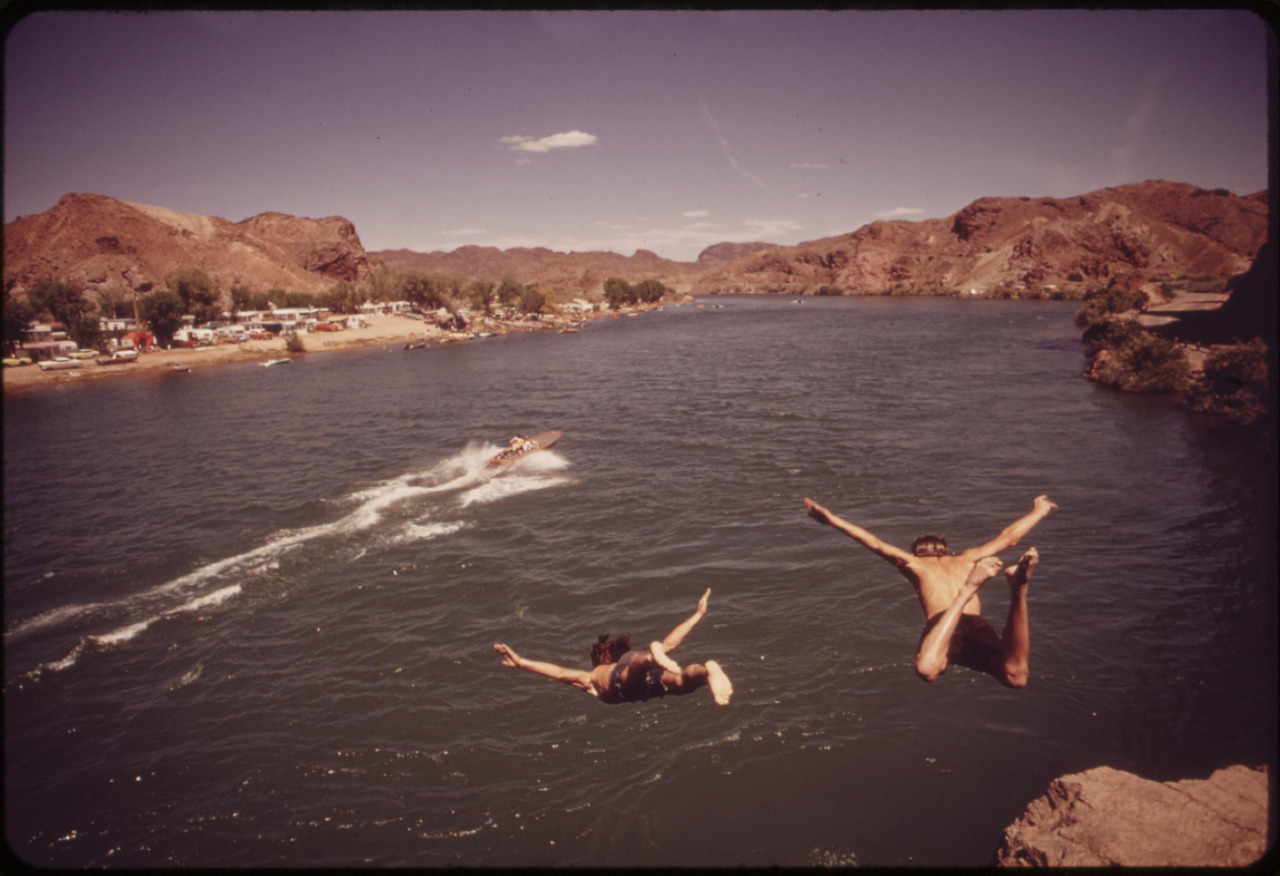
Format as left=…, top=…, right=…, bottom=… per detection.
left=691, top=181, right=1267, bottom=298
left=993, top=764, right=1271, bottom=867
left=3, top=193, right=376, bottom=297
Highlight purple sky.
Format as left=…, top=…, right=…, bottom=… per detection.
left=3, top=10, right=1271, bottom=262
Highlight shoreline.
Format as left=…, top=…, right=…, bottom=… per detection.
left=3, top=307, right=641, bottom=397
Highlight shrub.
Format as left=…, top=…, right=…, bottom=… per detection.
left=1074, top=286, right=1149, bottom=329
left=1186, top=338, right=1270, bottom=425
left=284, top=331, right=306, bottom=354
left=1084, top=319, right=1190, bottom=393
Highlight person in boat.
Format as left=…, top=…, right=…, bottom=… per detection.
left=493, top=588, right=733, bottom=705
left=803, top=495, right=1056, bottom=689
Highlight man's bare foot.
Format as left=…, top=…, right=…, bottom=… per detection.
left=964, top=556, right=1004, bottom=593
left=705, top=660, right=733, bottom=705
left=1005, top=547, right=1039, bottom=589
left=696, top=588, right=711, bottom=616
left=805, top=498, right=831, bottom=525
left=649, top=641, right=682, bottom=674
left=493, top=643, right=520, bottom=668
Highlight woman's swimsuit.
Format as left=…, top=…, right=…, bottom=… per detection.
left=607, top=651, right=669, bottom=702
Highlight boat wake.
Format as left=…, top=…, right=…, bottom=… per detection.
left=5, top=441, right=571, bottom=688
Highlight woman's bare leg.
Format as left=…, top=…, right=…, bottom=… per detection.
left=661, top=588, right=711, bottom=652
left=914, top=557, right=1003, bottom=681
left=493, top=643, right=593, bottom=692
left=996, top=548, right=1038, bottom=689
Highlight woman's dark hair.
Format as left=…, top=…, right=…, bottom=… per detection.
left=590, top=633, right=632, bottom=666
left=911, top=534, right=948, bottom=557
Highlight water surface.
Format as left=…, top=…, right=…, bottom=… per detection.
left=5, top=296, right=1275, bottom=866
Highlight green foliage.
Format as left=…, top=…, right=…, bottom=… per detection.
left=603, top=277, right=635, bottom=308
left=248, top=289, right=272, bottom=311
left=229, top=284, right=254, bottom=315
left=320, top=281, right=363, bottom=315
left=140, top=290, right=185, bottom=347
left=467, top=280, right=497, bottom=316
left=1084, top=319, right=1190, bottom=393
left=95, top=284, right=135, bottom=319
left=520, top=286, right=550, bottom=315
left=266, top=288, right=290, bottom=307
left=284, top=331, right=307, bottom=354
left=497, top=277, right=523, bottom=307
left=3, top=294, right=35, bottom=356
left=1074, top=286, right=1149, bottom=329
left=633, top=278, right=667, bottom=304
left=169, top=268, right=223, bottom=325
left=361, top=267, right=400, bottom=304
left=1186, top=338, right=1270, bottom=425
left=28, top=280, right=92, bottom=326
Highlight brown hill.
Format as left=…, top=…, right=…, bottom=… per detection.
left=696, top=241, right=778, bottom=267
left=690, top=181, right=1268, bottom=297
left=371, top=244, right=702, bottom=298
left=3, top=193, right=376, bottom=298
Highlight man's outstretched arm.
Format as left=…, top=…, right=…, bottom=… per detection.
left=963, top=495, right=1057, bottom=559
left=804, top=498, right=913, bottom=567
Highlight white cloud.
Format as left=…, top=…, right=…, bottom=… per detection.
left=873, top=206, right=924, bottom=218
left=500, top=130, right=598, bottom=154
left=442, top=227, right=488, bottom=236
left=790, top=162, right=829, bottom=169
left=681, top=209, right=710, bottom=218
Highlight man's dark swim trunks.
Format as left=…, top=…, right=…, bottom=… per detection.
left=608, top=651, right=669, bottom=702
left=946, top=613, right=1003, bottom=673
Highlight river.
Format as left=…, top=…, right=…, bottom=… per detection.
left=4, top=296, right=1275, bottom=866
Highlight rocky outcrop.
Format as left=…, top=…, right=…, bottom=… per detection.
left=993, top=764, right=1270, bottom=867
left=695, top=240, right=778, bottom=267
left=4, top=193, right=376, bottom=298
left=690, top=181, right=1267, bottom=297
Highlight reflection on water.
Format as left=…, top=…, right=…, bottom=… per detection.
left=3, top=297, right=1274, bottom=866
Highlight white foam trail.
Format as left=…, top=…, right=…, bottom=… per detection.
left=385, top=521, right=466, bottom=546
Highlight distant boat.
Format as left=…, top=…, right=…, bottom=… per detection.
left=404, top=342, right=425, bottom=350
left=170, top=364, right=191, bottom=373
left=262, top=358, right=292, bottom=367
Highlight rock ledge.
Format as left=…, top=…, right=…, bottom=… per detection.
left=994, top=764, right=1270, bottom=867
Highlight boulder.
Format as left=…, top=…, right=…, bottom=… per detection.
left=993, top=764, right=1270, bottom=867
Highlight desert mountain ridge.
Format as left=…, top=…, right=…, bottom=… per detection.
left=3, top=181, right=1268, bottom=302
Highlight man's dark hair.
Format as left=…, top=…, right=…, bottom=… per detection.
left=590, top=633, right=632, bottom=666
left=911, top=534, right=948, bottom=557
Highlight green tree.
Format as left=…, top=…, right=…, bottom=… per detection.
left=1074, top=286, right=1149, bottom=330
left=140, top=290, right=185, bottom=348
left=229, top=284, right=254, bottom=316
left=497, top=277, right=524, bottom=308
left=633, top=278, right=666, bottom=303
left=1083, top=319, right=1190, bottom=393
left=284, top=290, right=315, bottom=308
left=603, top=277, right=635, bottom=308
left=29, top=280, right=92, bottom=327
left=363, top=266, right=400, bottom=303
left=520, top=286, right=549, bottom=315
left=467, top=279, right=497, bottom=316
left=266, top=288, right=290, bottom=308
left=249, top=289, right=272, bottom=311
left=96, top=283, right=135, bottom=319
left=169, top=268, right=223, bottom=325
left=3, top=294, right=35, bottom=356
left=320, top=281, right=362, bottom=314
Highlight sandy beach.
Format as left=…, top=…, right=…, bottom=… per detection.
left=2, top=312, right=569, bottom=395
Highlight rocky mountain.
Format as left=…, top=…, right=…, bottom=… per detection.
left=371, top=245, right=702, bottom=298
left=695, top=241, right=778, bottom=267
left=4, top=181, right=1266, bottom=306
left=690, top=181, right=1268, bottom=298
left=3, top=193, right=376, bottom=298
